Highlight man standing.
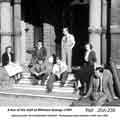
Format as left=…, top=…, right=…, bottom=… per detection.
left=84, top=66, right=118, bottom=106
left=61, top=28, right=75, bottom=72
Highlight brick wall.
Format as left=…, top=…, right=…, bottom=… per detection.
left=25, top=23, right=34, bottom=64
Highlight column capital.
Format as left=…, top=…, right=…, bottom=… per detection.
left=0, top=0, right=11, bottom=2
left=13, top=0, right=21, bottom=4
left=106, top=0, right=111, bottom=2
left=88, top=26, right=102, bottom=34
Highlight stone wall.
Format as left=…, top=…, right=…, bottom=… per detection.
left=111, top=0, right=120, bottom=64
left=111, top=0, right=120, bottom=25
left=25, top=23, right=34, bottom=64
left=21, top=21, right=44, bottom=65
left=43, top=23, right=56, bottom=58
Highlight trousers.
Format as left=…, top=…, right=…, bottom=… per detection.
left=62, top=48, right=72, bottom=72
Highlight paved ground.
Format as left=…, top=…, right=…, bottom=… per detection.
left=71, top=98, right=120, bottom=106
left=0, top=94, right=74, bottom=106
left=0, top=87, right=77, bottom=106
left=0, top=94, right=120, bottom=106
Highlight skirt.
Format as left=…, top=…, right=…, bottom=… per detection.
left=5, top=62, right=23, bottom=77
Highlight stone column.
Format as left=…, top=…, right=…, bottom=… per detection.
left=0, top=0, right=12, bottom=56
left=20, top=20, right=26, bottom=64
left=101, top=0, right=107, bottom=64
left=13, top=0, right=22, bottom=64
left=89, top=0, right=102, bottom=64
left=43, top=23, right=56, bottom=58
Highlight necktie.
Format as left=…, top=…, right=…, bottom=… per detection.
left=99, top=77, right=103, bottom=92
left=64, top=36, right=67, bottom=43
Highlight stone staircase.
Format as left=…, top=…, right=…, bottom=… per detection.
left=16, top=72, right=75, bottom=92
left=0, top=72, right=79, bottom=100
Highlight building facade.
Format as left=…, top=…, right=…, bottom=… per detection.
left=0, top=0, right=120, bottom=66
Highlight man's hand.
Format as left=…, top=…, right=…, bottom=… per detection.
left=35, top=73, right=39, bottom=76
left=113, top=96, right=119, bottom=100
left=83, top=95, right=88, bottom=98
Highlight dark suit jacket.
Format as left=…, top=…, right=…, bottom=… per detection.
left=86, top=69, right=116, bottom=102
left=2, top=52, right=15, bottom=66
left=88, top=50, right=97, bottom=65
left=35, top=47, right=47, bottom=60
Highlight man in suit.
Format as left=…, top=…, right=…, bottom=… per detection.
left=31, top=41, right=47, bottom=65
left=61, top=28, right=75, bottom=72
left=84, top=66, right=118, bottom=106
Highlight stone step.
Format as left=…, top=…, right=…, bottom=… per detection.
left=13, top=84, right=75, bottom=93
left=0, top=88, right=79, bottom=100
left=18, top=78, right=74, bottom=87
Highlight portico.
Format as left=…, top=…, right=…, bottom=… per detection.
left=1, top=0, right=120, bottom=104
left=0, top=0, right=118, bottom=66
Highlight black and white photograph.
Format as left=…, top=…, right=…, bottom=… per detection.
left=0, top=0, right=120, bottom=119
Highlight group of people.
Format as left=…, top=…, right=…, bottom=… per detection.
left=61, top=28, right=118, bottom=106
left=0, top=27, right=118, bottom=106
left=28, top=27, right=75, bottom=92
left=30, top=54, right=68, bottom=93
left=28, top=40, right=70, bottom=93
left=71, top=36, right=118, bottom=106
left=1, top=40, right=69, bottom=93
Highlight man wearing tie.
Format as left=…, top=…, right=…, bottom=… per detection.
left=61, top=28, right=75, bottom=72
left=52, top=57, right=68, bottom=87
left=84, top=66, right=118, bottom=106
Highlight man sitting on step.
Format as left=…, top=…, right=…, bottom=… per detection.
left=52, top=57, right=68, bottom=87
left=46, top=56, right=56, bottom=93
left=83, top=66, right=118, bottom=106
left=30, top=58, right=47, bottom=85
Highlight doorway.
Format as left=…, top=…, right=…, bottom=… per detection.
left=63, top=3, right=89, bottom=66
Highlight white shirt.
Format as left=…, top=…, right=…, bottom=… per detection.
left=52, top=61, right=68, bottom=78
left=62, top=34, right=75, bottom=49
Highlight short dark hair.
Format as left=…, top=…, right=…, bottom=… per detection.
left=36, top=58, right=43, bottom=64
left=37, top=41, right=44, bottom=46
left=38, top=41, right=42, bottom=44
left=85, top=43, right=93, bottom=50
left=95, top=67, right=104, bottom=73
left=63, top=27, right=68, bottom=31
left=5, top=46, right=12, bottom=52
left=89, top=43, right=93, bottom=49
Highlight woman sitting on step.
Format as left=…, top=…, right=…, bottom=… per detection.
left=2, top=46, right=23, bottom=82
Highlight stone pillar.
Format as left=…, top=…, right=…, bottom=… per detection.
left=34, top=26, right=43, bottom=47
left=89, top=0, right=102, bottom=64
left=101, top=0, right=107, bottom=64
left=21, top=20, right=26, bottom=64
left=25, top=23, right=34, bottom=64
left=43, top=23, right=56, bottom=58
left=13, top=0, right=22, bottom=64
left=0, top=0, right=12, bottom=56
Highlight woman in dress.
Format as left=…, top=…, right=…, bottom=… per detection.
left=2, top=46, right=23, bottom=81
left=83, top=43, right=97, bottom=93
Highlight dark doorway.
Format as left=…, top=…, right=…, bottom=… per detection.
left=71, top=4, right=89, bottom=66
left=21, top=0, right=89, bottom=66
left=63, top=4, right=89, bottom=66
